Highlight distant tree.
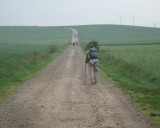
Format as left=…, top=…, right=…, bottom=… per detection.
left=85, top=40, right=100, bottom=51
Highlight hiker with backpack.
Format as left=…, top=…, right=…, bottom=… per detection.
left=85, top=44, right=99, bottom=85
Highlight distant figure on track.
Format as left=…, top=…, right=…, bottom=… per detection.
left=76, top=42, right=78, bottom=46
left=85, top=44, right=99, bottom=84
left=72, top=42, right=75, bottom=48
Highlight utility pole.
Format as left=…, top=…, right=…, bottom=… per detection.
left=153, top=22, right=158, bottom=29
left=132, top=17, right=135, bottom=26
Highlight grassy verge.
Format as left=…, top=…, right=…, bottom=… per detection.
left=99, top=47, right=160, bottom=127
left=0, top=45, right=68, bottom=103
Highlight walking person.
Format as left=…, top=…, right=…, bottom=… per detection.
left=85, top=44, right=99, bottom=85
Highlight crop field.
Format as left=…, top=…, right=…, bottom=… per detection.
left=0, top=26, right=71, bottom=45
left=77, top=25, right=160, bottom=126
left=100, top=45, right=160, bottom=75
left=74, top=24, right=160, bottom=45
left=99, top=44, right=160, bottom=94
left=0, top=26, right=71, bottom=102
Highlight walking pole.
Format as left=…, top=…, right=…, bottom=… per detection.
left=84, top=62, right=86, bottom=85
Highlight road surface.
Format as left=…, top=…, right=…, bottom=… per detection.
left=0, top=29, right=155, bottom=128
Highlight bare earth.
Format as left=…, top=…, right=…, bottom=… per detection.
left=0, top=29, right=155, bottom=128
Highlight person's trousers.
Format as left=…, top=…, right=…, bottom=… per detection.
left=88, top=62, right=98, bottom=84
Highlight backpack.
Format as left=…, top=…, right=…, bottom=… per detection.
left=89, top=48, right=98, bottom=59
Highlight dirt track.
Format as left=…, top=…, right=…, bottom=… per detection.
left=0, top=29, right=155, bottom=128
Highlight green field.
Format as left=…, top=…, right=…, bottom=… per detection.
left=74, top=24, right=160, bottom=45
left=0, top=26, right=71, bottom=102
left=0, top=26, right=71, bottom=45
left=77, top=24, right=160, bottom=127
left=100, top=45, right=160, bottom=75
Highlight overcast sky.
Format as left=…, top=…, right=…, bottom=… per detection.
left=0, top=0, right=160, bottom=27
